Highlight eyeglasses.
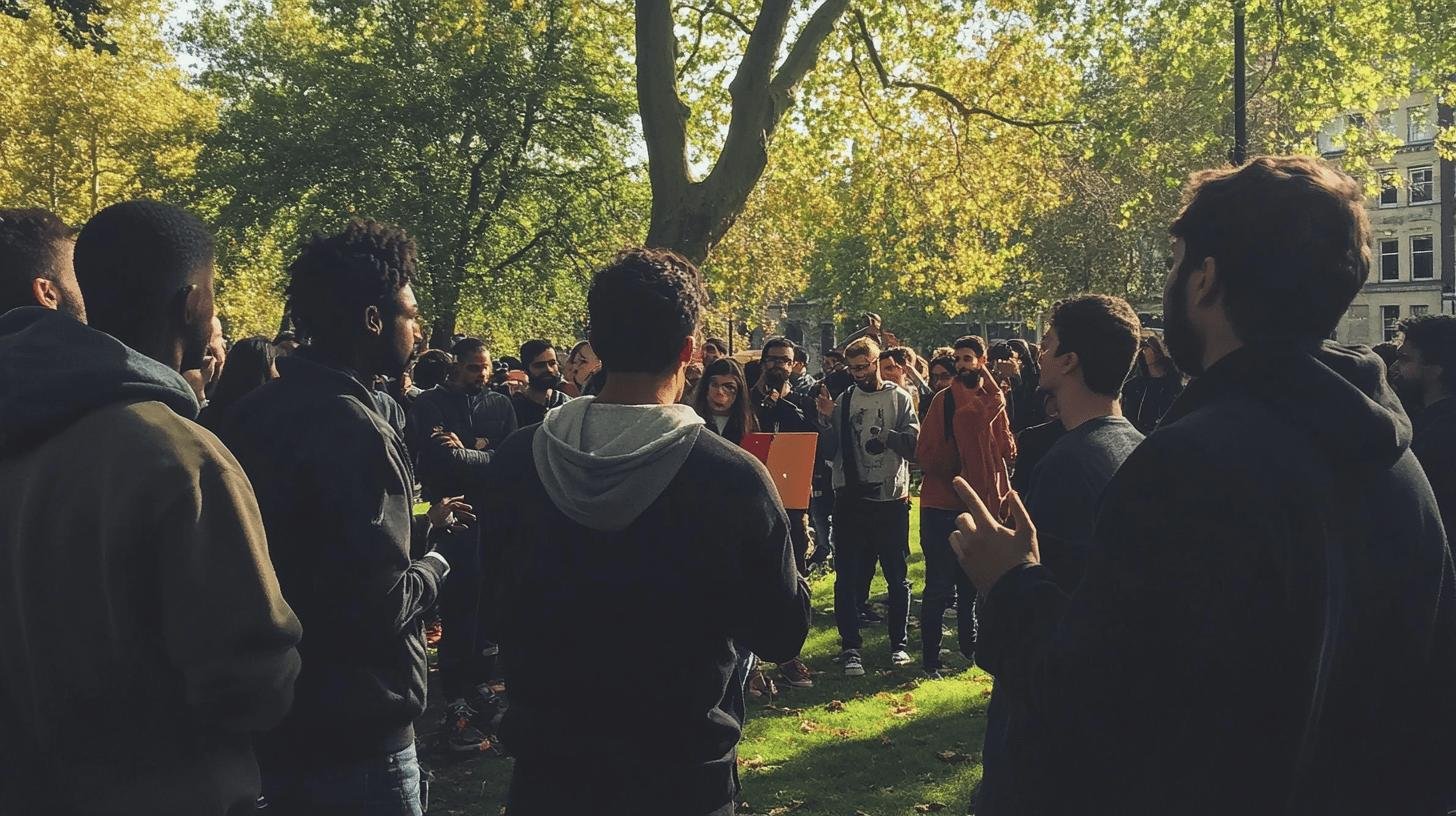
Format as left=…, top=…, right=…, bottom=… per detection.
left=708, top=382, right=739, bottom=394
left=764, top=355, right=793, bottom=366
left=847, top=362, right=875, bottom=374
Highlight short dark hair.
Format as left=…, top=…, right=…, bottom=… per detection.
left=823, top=349, right=845, bottom=362
left=286, top=218, right=415, bottom=346
left=1398, top=314, right=1456, bottom=395
left=703, top=337, right=728, bottom=355
left=413, top=348, right=454, bottom=389
left=588, top=247, right=706, bottom=374
left=74, top=200, right=214, bottom=344
left=208, top=336, right=279, bottom=412
left=452, top=337, right=487, bottom=359
left=0, top=208, right=75, bottom=314
left=793, top=345, right=808, bottom=365
left=762, top=336, right=795, bottom=361
left=519, top=339, right=554, bottom=366
left=1170, top=156, right=1369, bottom=344
left=929, top=355, right=956, bottom=376
left=1049, top=294, right=1142, bottom=397
left=1371, top=341, right=1399, bottom=368
left=879, top=346, right=913, bottom=366
left=953, top=335, right=986, bottom=357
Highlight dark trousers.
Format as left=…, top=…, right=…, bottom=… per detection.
left=919, top=507, right=977, bottom=669
left=807, top=481, right=834, bottom=565
left=435, top=525, right=489, bottom=701
left=833, top=495, right=911, bottom=651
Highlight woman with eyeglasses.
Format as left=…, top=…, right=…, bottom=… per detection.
left=691, top=358, right=759, bottom=444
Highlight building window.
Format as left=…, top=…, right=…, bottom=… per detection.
left=1347, top=113, right=1366, bottom=131
left=1379, top=172, right=1399, bottom=207
left=1383, top=305, right=1401, bottom=341
left=1412, top=235, right=1435, bottom=280
left=1409, top=105, right=1435, bottom=142
left=1377, top=110, right=1397, bottom=137
left=1379, top=239, right=1400, bottom=281
left=1409, top=166, right=1434, bottom=204
left=1411, top=305, right=1430, bottom=318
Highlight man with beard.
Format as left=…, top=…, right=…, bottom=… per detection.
left=702, top=336, right=728, bottom=367
left=219, top=220, right=476, bottom=815
left=950, top=157, right=1456, bottom=814
left=1391, top=314, right=1456, bottom=536
left=0, top=208, right=87, bottom=318
left=407, top=336, right=518, bottom=752
left=914, top=335, right=1015, bottom=678
left=512, top=339, right=571, bottom=427
left=752, top=338, right=820, bottom=688
left=0, top=201, right=301, bottom=816
left=410, top=337, right=519, bottom=500
left=815, top=337, right=920, bottom=677
left=974, top=296, right=1143, bottom=814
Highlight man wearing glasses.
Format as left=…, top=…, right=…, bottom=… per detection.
left=814, top=337, right=921, bottom=677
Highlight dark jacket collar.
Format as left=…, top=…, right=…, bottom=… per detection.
left=1161, top=342, right=1411, bottom=468
left=276, top=350, right=376, bottom=406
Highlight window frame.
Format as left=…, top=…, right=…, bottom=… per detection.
left=1412, top=234, right=1435, bottom=280
left=1382, top=305, right=1401, bottom=342
left=1379, top=171, right=1399, bottom=207
left=1379, top=238, right=1401, bottom=281
left=1408, top=105, right=1435, bottom=142
left=1408, top=166, right=1434, bottom=204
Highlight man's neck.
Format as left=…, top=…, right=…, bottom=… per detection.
left=595, top=371, right=682, bottom=406
left=303, top=344, right=373, bottom=382
left=524, top=386, right=554, bottom=405
left=1054, top=384, right=1122, bottom=431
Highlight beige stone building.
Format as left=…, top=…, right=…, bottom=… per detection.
left=1323, top=93, right=1455, bottom=345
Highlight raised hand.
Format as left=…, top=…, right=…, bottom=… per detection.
left=816, top=384, right=835, bottom=417
left=947, top=477, right=1039, bottom=592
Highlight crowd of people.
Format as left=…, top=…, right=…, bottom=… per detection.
left=3, top=152, right=1456, bottom=816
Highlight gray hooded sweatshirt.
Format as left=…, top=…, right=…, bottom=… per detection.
left=533, top=395, right=706, bottom=531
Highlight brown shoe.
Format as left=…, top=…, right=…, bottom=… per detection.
left=747, top=668, right=778, bottom=700
left=778, top=658, right=814, bottom=688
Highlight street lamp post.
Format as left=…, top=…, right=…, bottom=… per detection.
left=1231, top=0, right=1248, bottom=165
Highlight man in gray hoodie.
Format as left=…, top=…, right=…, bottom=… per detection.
left=477, top=247, right=810, bottom=816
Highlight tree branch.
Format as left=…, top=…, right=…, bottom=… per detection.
left=636, top=0, right=693, bottom=210
left=766, top=0, right=850, bottom=134
left=674, top=1, right=752, bottom=36
left=852, top=10, right=1079, bottom=130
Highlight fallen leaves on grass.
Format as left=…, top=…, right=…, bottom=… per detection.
left=879, top=735, right=895, bottom=748
left=878, top=691, right=917, bottom=717
left=936, top=749, right=979, bottom=764
left=914, top=804, right=947, bottom=813
left=765, top=800, right=805, bottom=815
left=825, top=700, right=847, bottom=712
left=799, top=719, right=820, bottom=733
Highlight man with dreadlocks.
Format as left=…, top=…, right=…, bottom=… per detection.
left=218, top=219, right=477, bottom=815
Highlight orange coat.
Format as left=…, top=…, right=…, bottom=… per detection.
left=916, top=377, right=1017, bottom=517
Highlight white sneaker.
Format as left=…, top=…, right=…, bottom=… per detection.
left=890, top=650, right=913, bottom=666
left=841, top=649, right=865, bottom=677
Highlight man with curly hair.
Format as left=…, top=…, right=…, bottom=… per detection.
left=479, top=247, right=810, bottom=816
left=218, top=219, right=476, bottom=815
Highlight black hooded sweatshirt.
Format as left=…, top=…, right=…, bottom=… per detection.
left=977, top=342, right=1456, bottom=815
left=217, top=351, right=453, bottom=765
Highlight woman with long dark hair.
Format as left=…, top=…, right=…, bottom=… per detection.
left=1121, top=331, right=1183, bottom=433
left=198, top=336, right=279, bottom=431
left=691, top=357, right=759, bottom=445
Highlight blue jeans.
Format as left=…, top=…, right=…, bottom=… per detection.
left=919, top=507, right=977, bottom=668
left=261, top=743, right=423, bottom=816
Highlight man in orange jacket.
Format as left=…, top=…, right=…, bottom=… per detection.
left=915, top=335, right=1015, bottom=675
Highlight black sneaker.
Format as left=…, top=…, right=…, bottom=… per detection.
left=841, top=649, right=865, bottom=677
left=442, top=699, right=492, bottom=753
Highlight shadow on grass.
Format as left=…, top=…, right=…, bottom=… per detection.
left=422, top=500, right=993, bottom=816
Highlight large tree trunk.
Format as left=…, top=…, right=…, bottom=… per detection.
left=635, top=0, right=849, bottom=267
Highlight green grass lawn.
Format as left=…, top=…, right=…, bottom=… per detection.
left=423, top=500, right=990, bottom=816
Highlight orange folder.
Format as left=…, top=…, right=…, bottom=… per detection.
left=741, top=432, right=818, bottom=510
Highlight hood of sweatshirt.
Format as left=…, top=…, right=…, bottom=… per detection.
left=1163, top=340, right=1411, bottom=468
left=533, top=395, right=705, bottom=531
left=0, top=307, right=199, bottom=458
